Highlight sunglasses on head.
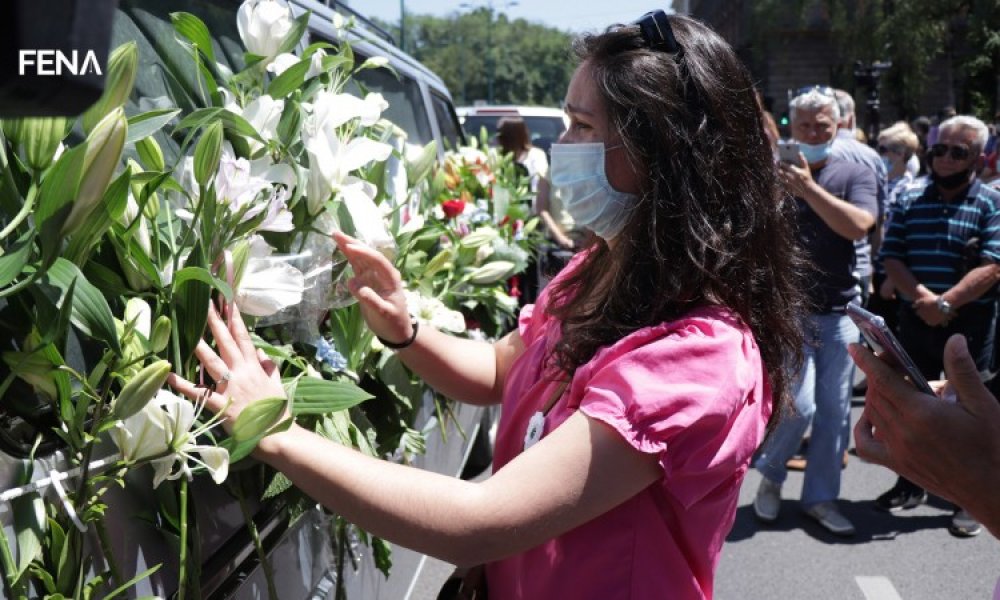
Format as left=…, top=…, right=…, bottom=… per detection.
left=929, top=143, right=971, bottom=161
left=795, top=85, right=835, bottom=97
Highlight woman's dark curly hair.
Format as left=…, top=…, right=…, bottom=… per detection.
left=546, top=14, right=808, bottom=429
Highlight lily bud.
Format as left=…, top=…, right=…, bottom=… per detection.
left=135, top=136, right=165, bottom=172
left=82, top=42, right=139, bottom=134
left=468, top=260, right=515, bottom=285
left=194, top=121, right=224, bottom=187
left=62, top=108, right=127, bottom=236
left=14, top=117, right=69, bottom=171
left=113, top=359, right=172, bottom=421
left=150, top=316, right=172, bottom=353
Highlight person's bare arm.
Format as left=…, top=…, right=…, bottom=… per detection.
left=939, top=262, right=1000, bottom=310
left=535, top=178, right=575, bottom=249
left=852, top=335, right=1000, bottom=539
left=168, top=308, right=661, bottom=566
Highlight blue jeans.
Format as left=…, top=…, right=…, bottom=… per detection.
left=755, top=312, right=859, bottom=506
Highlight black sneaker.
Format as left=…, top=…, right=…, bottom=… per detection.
left=874, top=482, right=927, bottom=512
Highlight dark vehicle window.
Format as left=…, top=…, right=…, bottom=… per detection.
left=347, top=54, right=434, bottom=145
left=430, top=93, right=464, bottom=150
left=462, top=115, right=565, bottom=152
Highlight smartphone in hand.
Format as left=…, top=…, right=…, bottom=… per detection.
left=846, top=303, right=935, bottom=395
left=777, top=141, right=801, bottom=164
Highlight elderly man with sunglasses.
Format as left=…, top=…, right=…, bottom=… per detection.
left=875, top=115, right=1000, bottom=537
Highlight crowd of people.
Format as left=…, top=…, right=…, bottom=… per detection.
left=748, top=87, right=1000, bottom=540
left=160, top=9, right=1000, bottom=598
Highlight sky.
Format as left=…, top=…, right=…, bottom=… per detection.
left=342, top=1, right=675, bottom=34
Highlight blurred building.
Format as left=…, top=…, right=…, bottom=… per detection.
left=673, top=0, right=958, bottom=137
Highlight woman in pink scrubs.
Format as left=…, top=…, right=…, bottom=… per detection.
left=171, top=11, right=809, bottom=599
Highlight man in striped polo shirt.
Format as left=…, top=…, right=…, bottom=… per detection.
left=876, top=115, right=1000, bottom=537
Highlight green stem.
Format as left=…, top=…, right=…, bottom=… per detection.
left=178, top=477, right=189, bottom=600
left=95, top=516, right=124, bottom=587
left=0, top=510, right=22, bottom=599
left=0, top=182, right=36, bottom=242
left=234, top=483, right=278, bottom=600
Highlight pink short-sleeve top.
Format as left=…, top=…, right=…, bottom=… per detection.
left=485, top=252, right=771, bottom=600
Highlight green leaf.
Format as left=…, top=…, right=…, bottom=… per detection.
left=100, top=563, right=162, bottom=600
left=35, top=142, right=87, bottom=228
left=126, top=109, right=181, bottom=145
left=276, top=13, right=311, bottom=57
left=231, top=397, right=287, bottom=443
left=172, top=243, right=211, bottom=362
left=175, top=108, right=263, bottom=142
left=170, top=12, right=216, bottom=63
left=290, top=377, right=373, bottom=415
left=267, top=60, right=310, bottom=99
left=64, top=165, right=131, bottom=266
left=41, top=259, right=121, bottom=354
left=0, top=232, right=34, bottom=287
left=172, top=266, right=233, bottom=301
left=13, top=491, right=45, bottom=580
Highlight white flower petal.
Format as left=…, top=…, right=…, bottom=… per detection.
left=237, top=261, right=305, bottom=316
left=191, top=446, right=230, bottom=484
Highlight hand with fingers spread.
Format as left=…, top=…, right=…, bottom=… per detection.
left=167, top=302, right=287, bottom=436
left=333, top=230, right=414, bottom=345
left=851, top=334, right=1000, bottom=538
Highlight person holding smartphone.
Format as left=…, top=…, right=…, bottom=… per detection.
left=874, top=114, right=1000, bottom=537
left=751, top=87, right=879, bottom=537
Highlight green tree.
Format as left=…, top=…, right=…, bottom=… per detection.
left=377, top=10, right=576, bottom=106
left=751, top=0, right=1000, bottom=119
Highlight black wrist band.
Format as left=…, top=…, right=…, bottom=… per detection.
left=377, top=319, right=419, bottom=350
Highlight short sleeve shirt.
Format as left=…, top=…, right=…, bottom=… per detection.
left=485, top=252, right=771, bottom=600
left=879, top=179, right=1000, bottom=305
left=795, top=159, right=879, bottom=311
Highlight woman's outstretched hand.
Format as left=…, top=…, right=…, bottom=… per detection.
left=333, top=230, right=413, bottom=345
left=167, top=302, right=287, bottom=435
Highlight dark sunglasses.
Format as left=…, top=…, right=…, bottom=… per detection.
left=929, top=143, right=971, bottom=161
left=877, top=145, right=902, bottom=155
left=795, top=85, right=835, bottom=98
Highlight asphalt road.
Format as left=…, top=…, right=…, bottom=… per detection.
left=410, top=397, right=1000, bottom=600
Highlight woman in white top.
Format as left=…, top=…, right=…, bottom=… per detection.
left=497, top=117, right=580, bottom=251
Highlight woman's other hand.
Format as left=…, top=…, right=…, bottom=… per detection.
left=167, top=302, right=287, bottom=435
left=333, top=230, right=413, bottom=344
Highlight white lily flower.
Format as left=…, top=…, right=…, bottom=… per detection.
left=403, top=290, right=466, bottom=334
left=339, top=178, right=395, bottom=254
left=176, top=144, right=295, bottom=233
left=124, top=298, right=152, bottom=339
left=266, top=52, right=299, bottom=76
left=237, top=0, right=294, bottom=62
left=241, top=94, right=284, bottom=155
left=307, top=90, right=388, bottom=132
left=147, top=390, right=230, bottom=487
left=120, top=192, right=153, bottom=255
left=110, top=396, right=170, bottom=463
left=304, top=127, right=392, bottom=215
left=236, top=237, right=306, bottom=317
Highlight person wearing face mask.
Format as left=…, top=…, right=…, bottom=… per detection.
left=873, top=114, right=1000, bottom=537
left=866, top=122, right=922, bottom=335
left=752, top=88, right=879, bottom=537
left=166, top=10, right=809, bottom=599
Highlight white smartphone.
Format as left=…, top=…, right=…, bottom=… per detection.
left=777, top=140, right=801, bottom=164
left=846, top=303, right=935, bottom=395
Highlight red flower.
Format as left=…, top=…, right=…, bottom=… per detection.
left=441, top=198, right=466, bottom=219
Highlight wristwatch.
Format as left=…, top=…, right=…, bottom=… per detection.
left=936, top=296, right=953, bottom=316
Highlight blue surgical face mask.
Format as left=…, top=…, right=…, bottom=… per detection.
left=799, top=140, right=833, bottom=164
left=549, top=142, right=638, bottom=240
left=881, top=156, right=893, bottom=173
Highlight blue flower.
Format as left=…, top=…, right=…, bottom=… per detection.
left=315, top=337, right=348, bottom=371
